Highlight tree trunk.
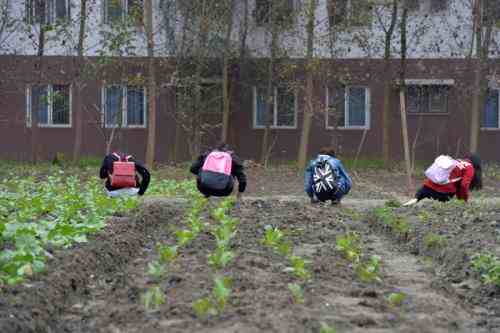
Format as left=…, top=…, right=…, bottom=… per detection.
left=382, top=0, right=398, bottom=166
left=145, top=0, right=156, bottom=167
left=222, top=0, right=235, bottom=142
left=399, top=6, right=413, bottom=193
left=72, top=0, right=87, bottom=163
left=297, top=0, right=317, bottom=170
left=260, top=2, right=276, bottom=165
left=469, top=0, right=493, bottom=153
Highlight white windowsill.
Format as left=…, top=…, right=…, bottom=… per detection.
left=480, top=127, right=500, bottom=131
left=253, top=125, right=297, bottom=130
left=326, top=126, right=370, bottom=131
left=38, top=124, right=72, bottom=128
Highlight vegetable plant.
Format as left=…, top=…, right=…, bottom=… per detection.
left=142, top=285, right=166, bottom=312
left=288, top=283, right=305, bottom=304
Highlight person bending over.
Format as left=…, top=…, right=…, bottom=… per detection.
left=99, top=152, right=150, bottom=197
left=190, top=142, right=247, bottom=199
left=304, top=147, right=352, bottom=205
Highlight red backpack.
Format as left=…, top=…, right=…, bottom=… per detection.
left=110, top=153, right=136, bottom=188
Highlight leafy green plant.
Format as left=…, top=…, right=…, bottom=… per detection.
left=157, top=244, right=178, bottom=263
left=355, top=255, right=382, bottom=283
left=212, top=276, right=232, bottom=312
left=319, top=322, right=337, bottom=333
left=423, top=233, right=447, bottom=250
left=0, top=172, right=139, bottom=285
left=142, top=285, right=166, bottom=312
left=208, top=246, right=235, bottom=269
left=192, top=297, right=217, bottom=318
left=175, top=229, right=195, bottom=246
left=262, top=225, right=285, bottom=248
left=285, top=255, right=311, bottom=281
left=335, top=232, right=361, bottom=263
left=471, top=252, right=500, bottom=286
left=387, top=292, right=406, bottom=307
left=147, top=260, right=166, bottom=282
left=288, top=283, right=305, bottom=304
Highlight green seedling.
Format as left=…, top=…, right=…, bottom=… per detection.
left=276, top=240, right=293, bottom=257
left=211, top=224, right=236, bottom=248
left=157, top=244, right=178, bottom=263
left=355, top=255, right=382, bottom=283
left=423, top=233, right=447, bottom=250
left=176, top=229, right=195, bottom=246
left=319, top=323, right=337, bottom=333
left=208, top=246, right=235, bottom=269
left=142, top=285, right=166, bottom=312
left=288, top=283, right=305, bottom=304
left=335, top=232, right=361, bottom=263
left=285, top=255, right=311, bottom=281
left=262, top=225, right=285, bottom=248
left=384, top=199, right=402, bottom=208
left=187, top=215, right=204, bottom=234
left=387, top=292, right=406, bottom=307
left=471, top=252, right=500, bottom=286
left=212, top=276, right=232, bottom=313
left=192, top=297, right=217, bottom=318
left=147, top=260, right=166, bottom=282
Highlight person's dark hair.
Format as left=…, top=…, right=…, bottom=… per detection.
left=214, top=141, right=230, bottom=152
left=319, top=147, right=336, bottom=158
left=465, top=153, right=482, bottom=191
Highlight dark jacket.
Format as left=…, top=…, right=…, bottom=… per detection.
left=190, top=151, right=247, bottom=196
left=99, top=153, right=150, bottom=195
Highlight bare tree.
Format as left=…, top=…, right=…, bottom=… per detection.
left=297, top=0, right=317, bottom=170
left=144, top=0, right=157, bottom=167
left=469, top=0, right=495, bottom=153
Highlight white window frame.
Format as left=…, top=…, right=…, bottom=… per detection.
left=481, top=89, right=500, bottom=131
left=26, top=84, right=72, bottom=128
left=26, top=0, right=71, bottom=25
left=101, top=85, right=147, bottom=129
left=325, top=86, right=370, bottom=130
left=103, top=0, right=143, bottom=25
left=253, top=86, right=298, bottom=130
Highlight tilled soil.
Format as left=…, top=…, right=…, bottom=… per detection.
left=368, top=199, right=500, bottom=331
left=0, top=198, right=492, bottom=333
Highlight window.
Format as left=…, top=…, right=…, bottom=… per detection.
left=405, top=0, right=420, bottom=12
left=159, top=0, right=176, bottom=55
left=25, top=0, right=70, bottom=25
left=104, top=0, right=144, bottom=25
left=430, top=0, right=448, bottom=12
left=253, top=87, right=297, bottom=129
left=482, top=89, right=500, bottom=129
left=103, top=85, right=146, bottom=128
left=326, top=86, right=370, bottom=129
left=482, top=0, right=500, bottom=24
left=254, top=0, right=295, bottom=26
left=26, top=84, right=71, bottom=127
left=327, top=0, right=372, bottom=28
left=406, top=85, right=449, bottom=114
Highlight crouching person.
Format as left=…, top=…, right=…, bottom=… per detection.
left=404, top=153, right=482, bottom=206
left=99, top=152, right=150, bottom=197
left=190, top=142, right=247, bottom=199
left=305, top=147, right=352, bottom=205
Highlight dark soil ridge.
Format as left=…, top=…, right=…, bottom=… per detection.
left=367, top=199, right=500, bottom=331
left=0, top=202, right=184, bottom=333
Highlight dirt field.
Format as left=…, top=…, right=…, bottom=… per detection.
left=2, top=164, right=500, bottom=333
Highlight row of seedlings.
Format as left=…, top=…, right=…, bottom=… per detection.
left=261, top=225, right=311, bottom=304
left=193, top=197, right=239, bottom=317
left=142, top=185, right=208, bottom=311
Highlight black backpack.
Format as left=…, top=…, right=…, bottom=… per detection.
left=313, top=160, right=339, bottom=201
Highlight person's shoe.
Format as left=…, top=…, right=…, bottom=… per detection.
left=331, top=199, right=341, bottom=206
left=403, top=198, right=418, bottom=206
left=310, top=197, right=320, bottom=204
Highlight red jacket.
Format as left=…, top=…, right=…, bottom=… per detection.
left=423, top=159, right=475, bottom=201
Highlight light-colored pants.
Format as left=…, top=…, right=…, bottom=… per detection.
left=106, top=187, right=139, bottom=198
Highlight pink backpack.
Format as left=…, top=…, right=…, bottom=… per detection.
left=202, top=151, right=232, bottom=175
